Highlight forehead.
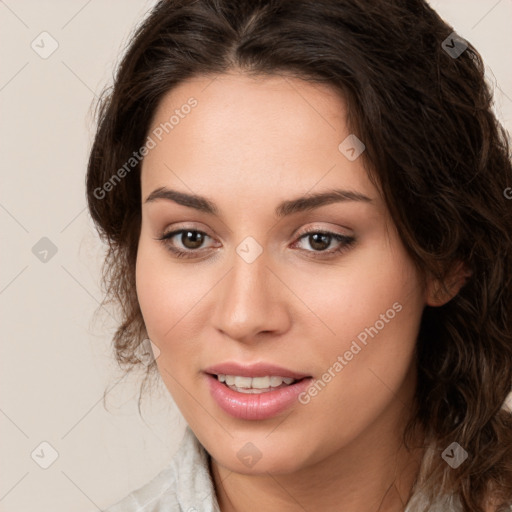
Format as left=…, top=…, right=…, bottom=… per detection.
left=140, top=72, right=378, bottom=210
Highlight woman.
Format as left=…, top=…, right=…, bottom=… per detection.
left=86, top=0, right=512, bottom=510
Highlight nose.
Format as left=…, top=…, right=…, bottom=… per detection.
left=211, top=247, right=291, bottom=344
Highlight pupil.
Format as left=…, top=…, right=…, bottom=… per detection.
left=310, top=233, right=330, bottom=251
left=182, top=231, right=204, bottom=249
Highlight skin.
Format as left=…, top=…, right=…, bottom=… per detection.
left=135, top=72, right=464, bottom=512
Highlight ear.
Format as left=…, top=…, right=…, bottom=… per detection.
left=425, top=260, right=472, bottom=307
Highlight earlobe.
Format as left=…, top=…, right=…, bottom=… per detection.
left=425, top=261, right=472, bottom=307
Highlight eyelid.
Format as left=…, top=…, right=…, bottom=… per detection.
left=157, top=226, right=217, bottom=247
left=157, top=222, right=214, bottom=241
left=295, top=223, right=353, bottom=237
left=157, top=223, right=352, bottom=243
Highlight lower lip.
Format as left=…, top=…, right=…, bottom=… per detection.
left=205, top=373, right=313, bottom=421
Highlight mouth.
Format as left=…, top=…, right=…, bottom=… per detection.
left=208, top=373, right=307, bottom=394
left=203, top=364, right=313, bottom=420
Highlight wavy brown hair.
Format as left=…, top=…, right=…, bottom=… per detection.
left=86, top=0, right=512, bottom=510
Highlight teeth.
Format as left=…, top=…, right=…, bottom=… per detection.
left=216, top=374, right=296, bottom=389
left=234, top=376, right=252, bottom=388
left=270, top=376, right=288, bottom=387
left=251, top=376, right=270, bottom=388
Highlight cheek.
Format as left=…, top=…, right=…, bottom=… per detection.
left=303, top=239, right=423, bottom=352
left=135, top=239, right=185, bottom=348
left=303, top=237, right=424, bottom=396
left=310, top=246, right=423, bottom=405
left=135, top=237, right=210, bottom=367
left=135, top=241, right=166, bottom=337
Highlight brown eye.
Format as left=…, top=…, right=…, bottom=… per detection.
left=179, top=230, right=205, bottom=249
left=292, top=229, right=356, bottom=259
left=156, top=227, right=355, bottom=261
left=156, top=228, right=217, bottom=259
left=307, top=232, right=331, bottom=251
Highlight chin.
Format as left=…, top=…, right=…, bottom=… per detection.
left=217, top=451, right=306, bottom=476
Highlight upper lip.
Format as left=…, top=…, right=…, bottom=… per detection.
left=204, top=362, right=310, bottom=380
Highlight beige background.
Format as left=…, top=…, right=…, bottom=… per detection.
left=1, top=1, right=511, bottom=510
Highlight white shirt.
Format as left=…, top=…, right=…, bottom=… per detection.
left=104, top=426, right=467, bottom=512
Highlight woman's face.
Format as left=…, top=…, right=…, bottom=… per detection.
left=136, top=72, right=428, bottom=474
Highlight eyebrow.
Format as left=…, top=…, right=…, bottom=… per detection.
left=144, top=187, right=372, bottom=218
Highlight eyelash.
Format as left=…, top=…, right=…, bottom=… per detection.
left=155, top=227, right=356, bottom=260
